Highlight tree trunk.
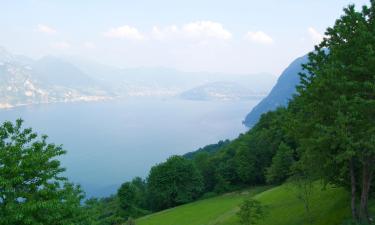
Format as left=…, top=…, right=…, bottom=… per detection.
left=359, top=159, right=374, bottom=223
left=350, top=158, right=357, bottom=220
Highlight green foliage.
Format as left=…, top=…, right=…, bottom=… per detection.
left=266, top=142, right=295, bottom=184
left=291, top=1, right=375, bottom=222
left=84, top=177, right=150, bottom=225
left=117, top=177, right=149, bottom=219
left=83, top=195, right=128, bottom=225
left=192, top=152, right=218, bottom=192
left=181, top=106, right=297, bottom=200
left=0, top=119, right=89, bottom=225
left=118, top=182, right=138, bottom=210
left=196, top=107, right=293, bottom=192
left=237, top=199, right=266, bottom=225
left=147, top=155, right=204, bottom=211
left=184, top=139, right=231, bottom=159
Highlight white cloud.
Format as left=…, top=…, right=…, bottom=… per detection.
left=151, top=21, right=232, bottom=41
left=51, top=41, right=71, bottom=50
left=37, top=24, right=57, bottom=35
left=308, top=27, right=324, bottom=44
left=83, top=42, right=96, bottom=49
left=244, top=31, right=274, bottom=44
left=104, top=25, right=145, bottom=40
left=182, top=21, right=232, bottom=40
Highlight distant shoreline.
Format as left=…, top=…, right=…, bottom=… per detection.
left=0, top=95, right=113, bottom=110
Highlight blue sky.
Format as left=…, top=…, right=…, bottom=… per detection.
left=0, top=0, right=369, bottom=75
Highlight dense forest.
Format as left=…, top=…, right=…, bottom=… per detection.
left=0, top=1, right=374, bottom=225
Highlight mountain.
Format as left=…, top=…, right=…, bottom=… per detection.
left=0, top=48, right=111, bottom=109
left=32, top=56, right=97, bottom=88
left=0, top=47, right=277, bottom=109
left=70, top=58, right=277, bottom=97
left=243, top=54, right=309, bottom=127
left=180, top=82, right=266, bottom=101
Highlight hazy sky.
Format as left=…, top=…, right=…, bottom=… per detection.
left=0, top=0, right=369, bottom=75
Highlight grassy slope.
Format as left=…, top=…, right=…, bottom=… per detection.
left=136, top=186, right=269, bottom=225
left=136, top=183, right=374, bottom=225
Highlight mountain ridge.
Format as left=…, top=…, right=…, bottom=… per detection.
left=243, top=54, right=309, bottom=127
left=0, top=47, right=277, bottom=109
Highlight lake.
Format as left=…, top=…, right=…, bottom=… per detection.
left=0, top=97, right=258, bottom=197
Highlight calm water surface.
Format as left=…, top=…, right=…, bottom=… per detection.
left=0, top=97, right=257, bottom=196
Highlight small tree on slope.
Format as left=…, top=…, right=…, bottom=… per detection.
left=237, top=199, right=266, bottom=225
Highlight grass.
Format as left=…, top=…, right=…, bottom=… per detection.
left=136, top=186, right=269, bottom=225
left=136, top=183, right=374, bottom=225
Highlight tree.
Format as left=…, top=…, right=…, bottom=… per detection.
left=83, top=196, right=127, bottom=225
left=293, top=1, right=375, bottom=222
left=0, top=119, right=89, bottom=225
left=147, top=155, right=203, bottom=211
left=232, top=107, right=291, bottom=185
left=192, top=152, right=217, bottom=192
left=237, top=198, right=266, bottom=225
left=117, top=177, right=149, bottom=219
left=118, top=182, right=138, bottom=210
left=266, top=142, right=295, bottom=184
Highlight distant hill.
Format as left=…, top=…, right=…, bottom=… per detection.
left=243, top=54, right=309, bottom=127
left=0, top=47, right=277, bottom=109
left=32, top=56, right=98, bottom=88
left=0, top=48, right=111, bottom=109
left=180, top=82, right=265, bottom=101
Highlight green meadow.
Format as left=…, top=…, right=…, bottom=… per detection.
left=137, top=183, right=375, bottom=225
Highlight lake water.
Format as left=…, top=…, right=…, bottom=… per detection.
left=0, top=97, right=258, bottom=197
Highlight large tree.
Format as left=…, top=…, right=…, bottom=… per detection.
left=147, top=155, right=203, bottom=211
left=293, top=1, right=375, bottom=222
left=0, top=119, right=88, bottom=225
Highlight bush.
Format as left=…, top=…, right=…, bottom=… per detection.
left=237, top=198, right=267, bottom=225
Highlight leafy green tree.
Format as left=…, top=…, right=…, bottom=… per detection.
left=147, top=155, right=203, bottom=211
left=118, top=182, right=138, bottom=210
left=129, top=177, right=148, bottom=209
left=192, top=152, right=217, bottom=192
left=266, top=142, right=295, bottom=184
left=293, top=1, right=375, bottom=222
left=84, top=196, right=127, bottom=225
left=237, top=199, right=266, bottom=225
left=0, top=119, right=89, bottom=225
left=117, top=177, right=149, bottom=219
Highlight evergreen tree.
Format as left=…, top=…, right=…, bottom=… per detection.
left=293, top=1, right=375, bottom=222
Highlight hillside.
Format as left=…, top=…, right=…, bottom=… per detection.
left=136, top=183, right=374, bottom=225
left=0, top=48, right=111, bottom=108
left=0, top=47, right=277, bottom=109
left=183, top=139, right=231, bottom=159
left=243, top=54, right=308, bottom=127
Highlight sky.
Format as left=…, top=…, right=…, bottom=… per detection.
left=0, top=0, right=370, bottom=75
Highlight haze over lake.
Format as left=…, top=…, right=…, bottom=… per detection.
left=0, top=97, right=257, bottom=197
